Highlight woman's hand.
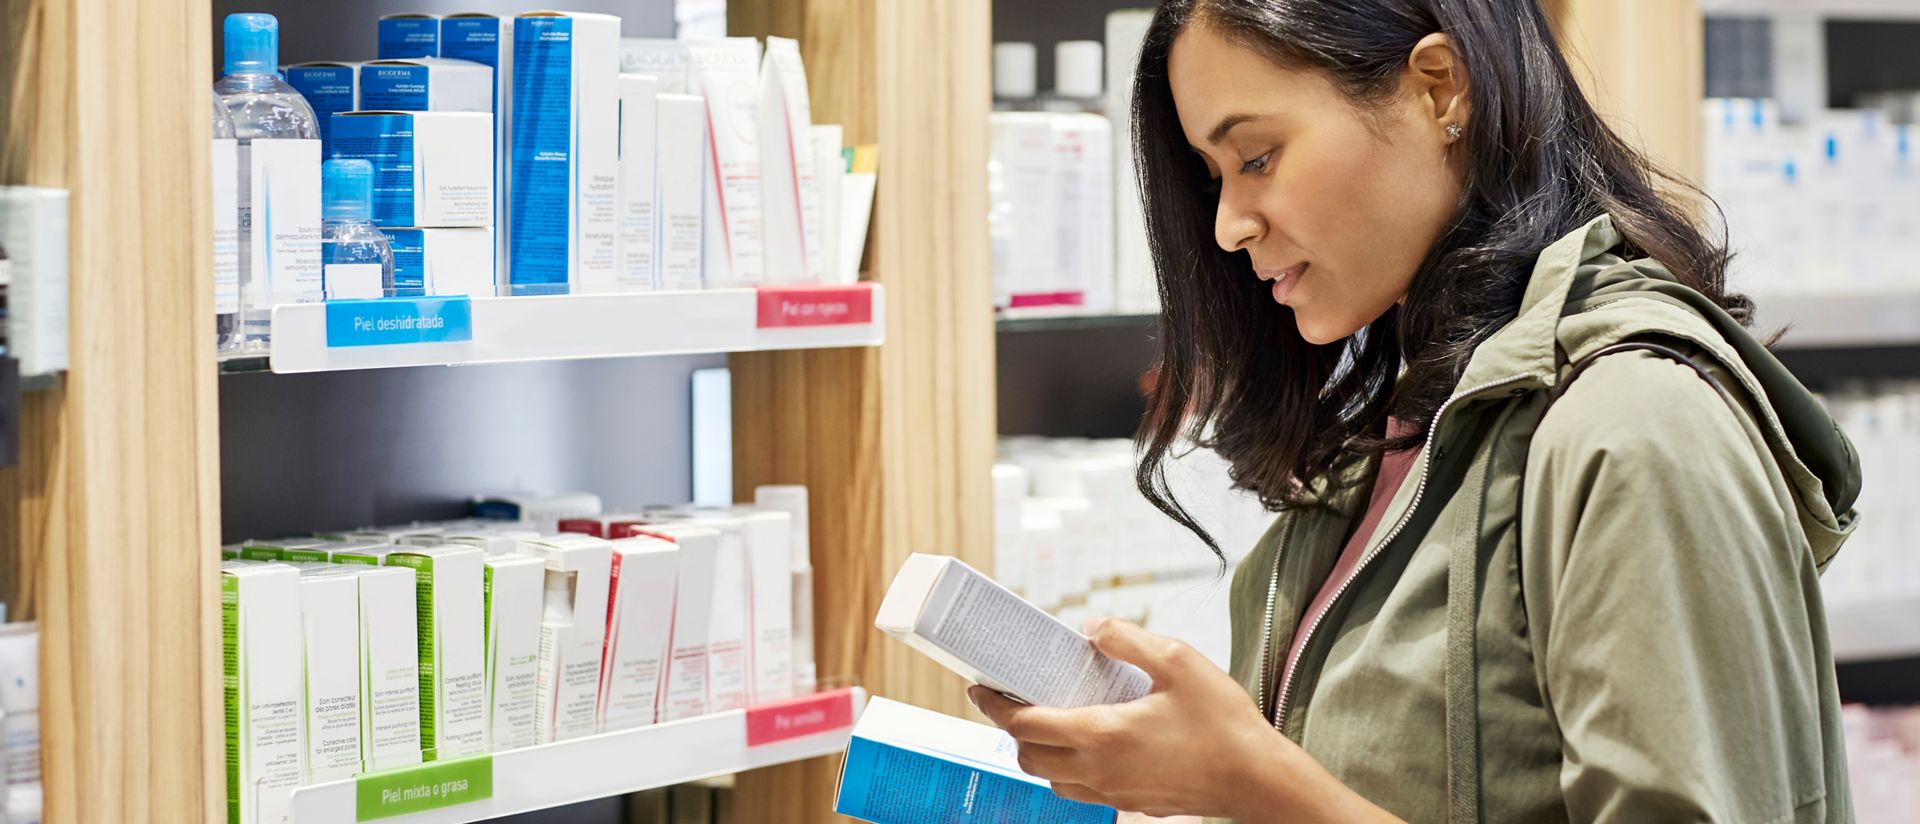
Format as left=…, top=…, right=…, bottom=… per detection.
left=969, top=618, right=1402, bottom=824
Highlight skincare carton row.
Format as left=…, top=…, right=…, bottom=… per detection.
left=222, top=486, right=817, bottom=824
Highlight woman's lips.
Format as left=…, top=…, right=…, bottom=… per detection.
left=1258, top=262, right=1307, bottom=304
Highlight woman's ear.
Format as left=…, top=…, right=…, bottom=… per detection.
left=1406, top=33, right=1470, bottom=139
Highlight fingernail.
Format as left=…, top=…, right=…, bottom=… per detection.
left=1082, top=616, right=1107, bottom=634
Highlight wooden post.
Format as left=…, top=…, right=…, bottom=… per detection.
left=727, top=0, right=995, bottom=819
left=0, top=0, right=224, bottom=820
left=1548, top=0, right=1706, bottom=185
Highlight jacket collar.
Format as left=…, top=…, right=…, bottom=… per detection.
left=1453, top=215, right=1624, bottom=393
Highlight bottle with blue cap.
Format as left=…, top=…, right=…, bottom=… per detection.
left=322, top=159, right=394, bottom=301
left=214, top=13, right=320, bottom=348
left=211, top=93, right=241, bottom=353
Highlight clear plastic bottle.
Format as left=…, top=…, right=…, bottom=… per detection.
left=214, top=13, right=319, bottom=348
left=211, top=93, right=241, bottom=353
left=1044, top=41, right=1106, bottom=115
left=321, top=159, right=393, bottom=300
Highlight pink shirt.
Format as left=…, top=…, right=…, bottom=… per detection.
left=1281, top=422, right=1423, bottom=678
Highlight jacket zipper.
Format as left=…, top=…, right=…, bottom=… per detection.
left=1264, top=372, right=1541, bottom=734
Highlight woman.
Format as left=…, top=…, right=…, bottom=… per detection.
left=970, top=1, right=1862, bottom=822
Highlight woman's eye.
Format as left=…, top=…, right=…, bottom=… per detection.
left=1239, top=153, right=1272, bottom=174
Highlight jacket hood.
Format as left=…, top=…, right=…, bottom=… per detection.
left=1459, top=215, right=1862, bottom=566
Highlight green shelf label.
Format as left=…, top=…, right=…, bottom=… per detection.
left=354, top=754, right=494, bottom=821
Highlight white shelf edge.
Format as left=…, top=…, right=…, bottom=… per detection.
left=287, top=687, right=867, bottom=824
left=266, top=285, right=885, bottom=374
left=1828, top=592, right=1920, bottom=664
left=1700, top=0, right=1920, bottom=19
left=1750, top=291, right=1920, bottom=350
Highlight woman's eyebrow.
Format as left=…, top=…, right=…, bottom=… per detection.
left=1208, top=112, right=1273, bottom=145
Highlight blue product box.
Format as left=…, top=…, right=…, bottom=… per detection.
left=358, top=58, right=492, bottom=113
left=377, top=13, right=439, bottom=59
left=284, top=62, right=360, bottom=157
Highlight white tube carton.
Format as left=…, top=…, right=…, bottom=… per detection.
left=757, top=37, right=822, bottom=283
left=297, top=567, right=364, bottom=783
left=633, top=524, right=719, bottom=721
left=378, top=13, right=440, bottom=59
left=439, top=14, right=513, bottom=280
left=239, top=537, right=331, bottom=564
left=754, top=485, right=816, bottom=693
left=599, top=536, right=679, bottom=731
left=482, top=552, right=545, bottom=752
left=655, top=94, right=707, bottom=291
left=222, top=563, right=304, bottom=824
left=443, top=530, right=525, bottom=557
left=244, top=139, right=324, bottom=315
left=331, top=544, right=405, bottom=566
left=732, top=509, right=795, bottom=704
left=1106, top=10, right=1158, bottom=314
left=686, top=38, right=765, bottom=286
left=359, top=58, right=492, bottom=113
left=810, top=125, right=844, bottom=289
left=520, top=534, right=613, bottom=743
left=619, top=38, right=690, bottom=93
left=615, top=74, right=660, bottom=293
left=383, top=546, right=488, bottom=760
left=680, top=513, right=751, bottom=712
left=347, top=525, right=445, bottom=545
left=331, top=112, right=494, bottom=229
left=384, top=227, right=495, bottom=297
left=355, top=565, right=424, bottom=773
left=508, top=12, right=620, bottom=296
left=284, top=62, right=362, bottom=156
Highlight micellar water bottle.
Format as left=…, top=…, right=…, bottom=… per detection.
left=321, top=159, right=394, bottom=300
left=211, top=93, right=241, bottom=353
left=214, top=13, right=318, bottom=351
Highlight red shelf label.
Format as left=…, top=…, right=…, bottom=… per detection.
left=756, top=285, right=874, bottom=328
left=746, top=688, right=857, bottom=747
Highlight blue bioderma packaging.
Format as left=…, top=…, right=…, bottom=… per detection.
left=283, top=62, right=360, bottom=157
left=377, top=13, right=440, bottom=59
left=358, top=57, right=492, bottom=113
left=330, top=112, right=494, bottom=229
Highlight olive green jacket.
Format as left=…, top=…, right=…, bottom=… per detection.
left=1224, top=216, right=1862, bottom=823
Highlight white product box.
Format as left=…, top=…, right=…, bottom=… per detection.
left=359, top=58, right=493, bottom=113
left=378, top=13, right=440, bottom=60
left=619, top=38, right=690, bottom=93
left=330, top=544, right=405, bottom=566
left=383, top=546, right=489, bottom=760
left=238, top=537, right=330, bottom=564
left=439, top=14, right=514, bottom=279
left=355, top=565, right=425, bottom=772
left=284, top=62, right=362, bottom=156
left=754, top=485, right=815, bottom=692
left=331, top=112, right=493, bottom=229
left=614, top=74, right=660, bottom=293
left=810, top=125, right=844, bottom=289
left=879, top=553, right=1150, bottom=708
left=1052, top=112, right=1115, bottom=314
left=241, top=139, right=323, bottom=314
left=297, top=567, right=364, bottom=783
left=733, top=509, right=795, bottom=704
left=212, top=138, right=240, bottom=323
left=632, top=524, right=719, bottom=721
left=471, top=492, right=604, bottom=533
left=655, top=94, right=707, bottom=291
left=345, top=525, right=445, bottom=545
left=686, top=38, right=765, bottom=287
left=599, top=536, right=679, bottom=731
left=508, top=11, right=620, bottom=296
left=758, top=37, right=822, bottom=283
left=838, top=169, right=875, bottom=285
left=520, top=534, right=613, bottom=743
left=989, top=113, right=1055, bottom=311
left=443, top=530, right=525, bottom=557
left=222, top=563, right=303, bottom=824
left=663, top=512, right=755, bottom=712
left=1106, top=10, right=1158, bottom=314
left=483, top=552, right=545, bottom=752
left=384, top=227, right=495, bottom=297
left=0, top=187, right=68, bottom=376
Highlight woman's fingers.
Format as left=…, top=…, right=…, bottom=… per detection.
left=1013, top=741, right=1089, bottom=784
left=1085, top=617, right=1198, bottom=685
left=1049, top=782, right=1108, bottom=807
left=969, top=685, right=1088, bottom=746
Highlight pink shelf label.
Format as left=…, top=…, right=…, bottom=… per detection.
left=756, top=285, right=875, bottom=328
left=745, top=688, right=857, bottom=747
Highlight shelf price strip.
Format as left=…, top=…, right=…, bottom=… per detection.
left=754, top=285, right=874, bottom=329
left=325, top=297, right=475, bottom=348
left=353, top=754, right=494, bottom=821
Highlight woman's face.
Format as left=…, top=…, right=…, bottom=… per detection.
left=1168, top=24, right=1468, bottom=344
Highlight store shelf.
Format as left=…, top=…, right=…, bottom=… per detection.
left=244, top=284, right=885, bottom=374
left=1755, top=292, right=1920, bottom=350
left=1829, top=592, right=1920, bottom=664
left=20, top=372, right=57, bottom=392
left=287, top=687, right=867, bottom=824
left=996, top=312, right=1156, bottom=333
left=1700, top=0, right=1920, bottom=19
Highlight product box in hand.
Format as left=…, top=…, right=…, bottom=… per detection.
left=598, top=536, right=679, bottom=731
left=508, top=11, right=620, bottom=296
left=222, top=563, right=304, bottom=824
left=835, top=697, right=1118, bottom=824
left=482, top=552, right=545, bottom=751
left=384, top=545, right=489, bottom=760
left=521, top=534, right=613, bottom=743
left=359, top=57, right=493, bottom=113
left=378, top=13, right=440, bottom=59
left=284, top=62, right=362, bottom=155
left=385, top=227, right=495, bottom=297
left=331, top=112, right=494, bottom=229
left=877, top=553, right=1151, bottom=707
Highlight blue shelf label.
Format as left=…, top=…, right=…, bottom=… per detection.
left=325, top=297, right=474, bottom=348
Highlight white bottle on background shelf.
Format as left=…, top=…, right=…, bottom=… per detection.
left=211, top=94, right=241, bottom=353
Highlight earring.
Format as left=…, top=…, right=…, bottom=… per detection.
left=1445, top=122, right=1463, bottom=143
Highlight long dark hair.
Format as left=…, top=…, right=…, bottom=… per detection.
left=1132, top=0, right=1744, bottom=558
